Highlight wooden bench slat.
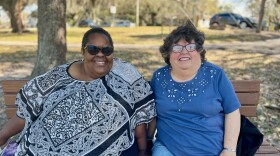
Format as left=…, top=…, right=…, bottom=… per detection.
left=257, top=145, right=280, bottom=153
left=1, top=80, right=26, bottom=93
left=231, top=80, right=260, bottom=93
left=4, top=94, right=18, bottom=106
left=240, top=106, right=257, bottom=117
left=255, top=154, right=280, bottom=156
left=2, top=80, right=280, bottom=155
left=256, top=140, right=280, bottom=155
left=5, top=107, right=17, bottom=119
left=262, top=140, right=273, bottom=146
left=236, top=93, right=260, bottom=105
left=2, top=88, right=259, bottom=116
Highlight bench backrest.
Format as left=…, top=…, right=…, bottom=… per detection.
left=1, top=80, right=260, bottom=119
left=1, top=80, right=27, bottom=119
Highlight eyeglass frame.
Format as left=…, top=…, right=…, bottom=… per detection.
left=171, top=43, right=197, bottom=53
left=83, top=44, right=114, bottom=56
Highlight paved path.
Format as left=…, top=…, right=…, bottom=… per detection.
left=1, top=38, right=280, bottom=58
left=205, top=38, right=280, bottom=58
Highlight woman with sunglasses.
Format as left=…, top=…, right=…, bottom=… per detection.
left=148, top=23, right=240, bottom=156
left=0, top=27, right=156, bottom=156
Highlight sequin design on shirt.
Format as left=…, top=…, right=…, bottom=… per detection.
left=154, top=63, right=218, bottom=111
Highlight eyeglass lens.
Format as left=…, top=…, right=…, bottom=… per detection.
left=86, top=45, right=113, bottom=56
left=172, top=44, right=196, bottom=53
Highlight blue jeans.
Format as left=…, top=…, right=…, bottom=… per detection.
left=152, top=140, right=174, bottom=156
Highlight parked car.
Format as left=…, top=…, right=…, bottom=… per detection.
left=112, top=20, right=135, bottom=27
left=275, top=23, right=280, bottom=31
left=249, top=18, right=268, bottom=30
left=78, top=19, right=97, bottom=27
left=209, top=13, right=255, bottom=29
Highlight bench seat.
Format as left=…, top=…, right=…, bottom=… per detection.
left=1, top=79, right=279, bottom=155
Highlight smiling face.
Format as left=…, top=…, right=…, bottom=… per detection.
left=170, top=38, right=201, bottom=71
left=82, top=33, right=113, bottom=79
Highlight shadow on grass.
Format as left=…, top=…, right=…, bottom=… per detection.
left=207, top=33, right=280, bottom=42
left=206, top=34, right=245, bottom=42
left=130, top=34, right=168, bottom=40
left=0, top=30, right=36, bottom=35
left=0, top=51, right=36, bottom=62
left=132, top=32, right=280, bottom=43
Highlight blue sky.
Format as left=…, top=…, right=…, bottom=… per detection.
left=23, top=3, right=37, bottom=14
left=218, top=0, right=250, bottom=16
left=0, top=6, right=9, bottom=22
left=0, top=4, right=37, bottom=22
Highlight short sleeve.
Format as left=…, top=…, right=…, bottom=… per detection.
left=15, top=79, right=44, bottom=142
left=150, top=71, right=156, bottom=91
left=14, top=64, right=68, bottom=142
left=16, top=64, right=69, bottom=121
left=217, top=70, right=241, bottom=114
left=15, top=80, right=43, bottom=120
left=130, top=78, right=156, bottom=130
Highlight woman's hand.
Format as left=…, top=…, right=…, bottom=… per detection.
left=223, top=109, right=240, bottom=156
left=135, top=124, right=148, bottom=156
left=219, top=150, right=236, bottom=156
left=0, top=115, right=25, bottom=146
left=138, top=149, right=148, bottom=156
left=0, top=133, right=9, bottom=147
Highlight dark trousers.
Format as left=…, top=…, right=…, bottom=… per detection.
left=120, top=141, right=138, bottom=156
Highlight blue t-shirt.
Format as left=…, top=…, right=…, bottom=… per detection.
left=150, top=62, right=240, bottom=156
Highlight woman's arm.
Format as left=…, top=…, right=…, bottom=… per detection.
left=147, top=118, right=156, bottom=155
left=220, top=109, right=240, bottom=156
left=147, top=118, right=156, bottom=140
left=0, top=115, right=25, bottom=146
left=135, top=123, right=148, bottom=156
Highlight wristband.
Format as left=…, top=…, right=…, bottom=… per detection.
left=223, top=147, right=236, bottom=152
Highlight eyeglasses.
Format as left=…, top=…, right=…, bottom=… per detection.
left=172, top=43, right=197, bottom=53
left=84, top=45, right=114, bottom=56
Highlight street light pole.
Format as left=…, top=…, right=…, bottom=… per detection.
left=136, top=0, right=140, bottom=27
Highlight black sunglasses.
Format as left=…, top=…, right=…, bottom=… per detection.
left=84, top=45, right=114, bottom=56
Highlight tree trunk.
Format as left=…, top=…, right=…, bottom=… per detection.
left=14, top=0, right=23, bottom=33
left=257, top=0, right=266, bottom=33
left=31, top=0, right=67, bottom=77
left=151, top=12, right=157, bottom=26
left=1, top=0, right=24, bottom=33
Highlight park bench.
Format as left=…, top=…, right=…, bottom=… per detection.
left=1, top=79, right=280, bottom=155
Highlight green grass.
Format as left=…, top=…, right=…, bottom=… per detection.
left=0, top=27, right=173, bottom=45
left=1, top=27, right=280, bottom=45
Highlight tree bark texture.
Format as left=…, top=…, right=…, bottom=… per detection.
left=31, top=0, right=67, bottom=77
left=257, top=0, right=266, bottom=33
left=0, top=0, right=24, bottom=33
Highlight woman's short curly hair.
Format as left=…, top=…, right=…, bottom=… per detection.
left=159, top=24, right=206, bottom=65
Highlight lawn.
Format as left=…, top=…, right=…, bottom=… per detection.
left=1, top=27, right=280, bottom=45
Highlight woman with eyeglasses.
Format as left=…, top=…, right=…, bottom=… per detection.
left=0, top=27, right=156, bottom=156
left=148, top=23, right=241, bottom=156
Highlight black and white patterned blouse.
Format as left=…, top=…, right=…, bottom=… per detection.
left=15, top=58, right=156, bottom=156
